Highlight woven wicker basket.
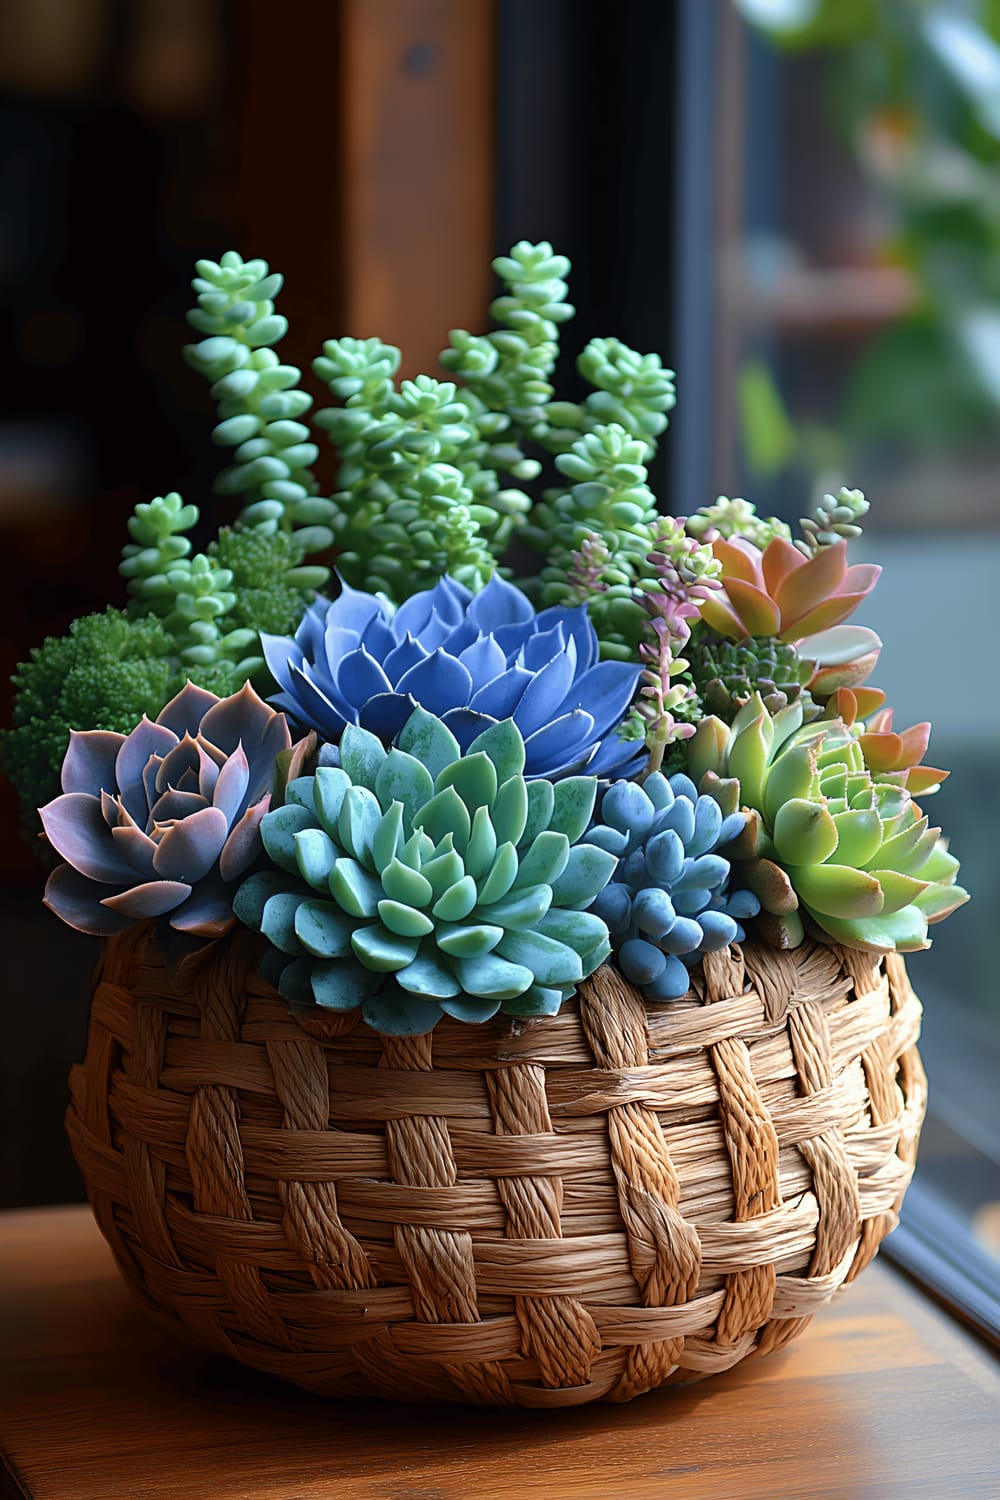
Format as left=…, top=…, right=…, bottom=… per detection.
left=66, top=923, right=925, bottom=1407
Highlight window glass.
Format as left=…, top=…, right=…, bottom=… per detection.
left=726, top=2, right=1000, bottom=1269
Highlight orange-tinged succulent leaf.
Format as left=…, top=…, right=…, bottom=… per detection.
left=903, top=766, right=949, bottom=795
left=808, top=651, right=881, bottom=697
left=761, top=536, right=807, bottom=598
left=721, top=807, right=768, bottom=860
left=784, top=592, right=873, bottom=642
left=697, top=591, right=750, bottom=639
left=841, top=561, right=881, bottom=597
left=858, top=731, right=905, bottom=771
left=699, top=770, right=741, bottom=818
left=721, top=577, right=782, bottom=637
left=712, top=536, right=764, bottom=585
left=754, top=908, right=805, bottom=949
left=771, top=538, right=847, bottom=628
left=744, top=856, right=799, bottom=914
left=852, top=686, right=888, bottom=720
left=824, top=684, right=887, bottom=724
left=896, top=722, right=932, bottom=764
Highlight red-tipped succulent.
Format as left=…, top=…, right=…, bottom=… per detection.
left=858, top=708, right=948, bottom=797
left=698, top=536, right=882, bottom=694
left=822, top=688, right=948, bottom=796
left=40, top=682, right=291, bottom=937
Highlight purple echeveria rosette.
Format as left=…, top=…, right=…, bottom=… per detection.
left=261, top=573, right=644, bottom=780
left=40, top=681, right=291, bottom=937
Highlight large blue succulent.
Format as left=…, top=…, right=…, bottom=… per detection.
left=587, top=771, right=760, bottom=999
left=261, top=573, right=643, bottom=780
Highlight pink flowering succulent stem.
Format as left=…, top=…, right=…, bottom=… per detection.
left=566, top=532, right=612, bottom=604
left=635, top=545, right=703, bottom=773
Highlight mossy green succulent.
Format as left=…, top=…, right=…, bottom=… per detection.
left=208, top=526, right=325, bottom=639
left=1, top=608, right=243, bottom=831
left=235, top=709, right=617, bottom=1034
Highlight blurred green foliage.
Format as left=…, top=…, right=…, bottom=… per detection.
left=735, top=0, right=1000, bottom=466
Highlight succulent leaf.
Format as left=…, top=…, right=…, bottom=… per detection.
left=697, top=696, right=968, bottom=953
left=700, top=534, right=881, bottom=701
left=584, top=770, right=759, bottom=1000
left=261, top=572, right=642, bottom=781
left=40, top=683, right=290, bottom=938
left=239, top=710, right=613, bottom=1032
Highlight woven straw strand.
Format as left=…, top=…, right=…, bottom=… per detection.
left=64, top=923, right=927, bottom=1408
left=375, top=1032, right=514, bottom=1406
left=578, top=965, right=701, bottom=1401
left=184, top=936, right=294, bottom=1354
left=486, top=1062, right=603, bottom=1393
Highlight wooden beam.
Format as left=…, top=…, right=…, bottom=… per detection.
left=338, top=0, right=497, bottom=378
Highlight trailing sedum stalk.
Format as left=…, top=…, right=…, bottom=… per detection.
left=183, top=251, right=336, bottom=579
left=119, top=493, right=321, bottom=682
left=313, top=361, right=502, bottom=598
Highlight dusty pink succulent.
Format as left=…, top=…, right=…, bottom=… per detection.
left=698, top=536, right=882, bottom=694
left=40, top=682, right=291, bottom=937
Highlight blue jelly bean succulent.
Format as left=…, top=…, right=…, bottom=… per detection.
left=586, top=771, right=760, bottom=1000
left=260, top=573, right=643, bottom=780
left=234, top=708, right=618, bottom=1035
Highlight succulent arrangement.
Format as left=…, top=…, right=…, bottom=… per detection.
left=3, top=243, right=968, bottom=1035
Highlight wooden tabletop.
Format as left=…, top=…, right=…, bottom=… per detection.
left=1, top=1207, right=997, bottom=1500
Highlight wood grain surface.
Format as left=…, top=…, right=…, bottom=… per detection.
left=336, top=0, right=496, bottom=382
left=1, top=1206, right=997, bottom=1499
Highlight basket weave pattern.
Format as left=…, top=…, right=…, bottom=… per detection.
left=66, top=925, right=926, bottom=1407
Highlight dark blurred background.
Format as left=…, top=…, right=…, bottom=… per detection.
left=1, top=0, right=997, bottom=1288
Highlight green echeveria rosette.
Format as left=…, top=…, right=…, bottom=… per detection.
left=586, top=772, right=758, bottom=1000
left=234, top=709, right=617, bottom=1035
left=688, top=694, right=969, bottom=953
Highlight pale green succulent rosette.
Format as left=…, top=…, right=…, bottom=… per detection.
left=688, top=694, right=968, bottom=953
left=235, top=709, right=616, bottom=1034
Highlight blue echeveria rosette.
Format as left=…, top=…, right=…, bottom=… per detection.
left=234, top=708, right=618, bottom=1035
left=586, top=771, right=760, bottom=999
left=260, top=572, right=644, bottom=780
